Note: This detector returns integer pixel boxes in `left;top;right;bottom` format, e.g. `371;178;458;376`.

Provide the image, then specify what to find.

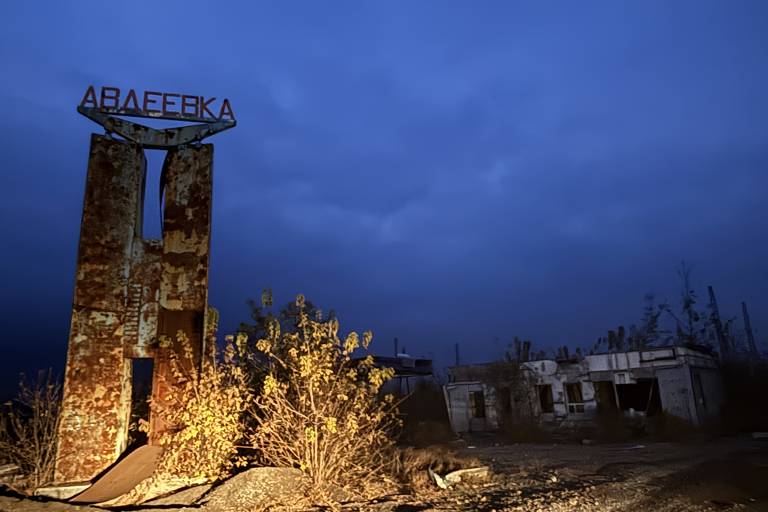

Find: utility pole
454;343;460;366
742;302;759;358
708;286;730;358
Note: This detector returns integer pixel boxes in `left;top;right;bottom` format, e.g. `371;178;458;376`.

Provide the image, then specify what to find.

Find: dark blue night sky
1;1;767;395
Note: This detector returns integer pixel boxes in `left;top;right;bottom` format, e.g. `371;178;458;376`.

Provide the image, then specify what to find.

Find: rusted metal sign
78;85;236;149
80;85;235;123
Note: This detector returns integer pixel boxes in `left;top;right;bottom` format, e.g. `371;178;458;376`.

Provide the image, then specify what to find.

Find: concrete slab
34;483;91;500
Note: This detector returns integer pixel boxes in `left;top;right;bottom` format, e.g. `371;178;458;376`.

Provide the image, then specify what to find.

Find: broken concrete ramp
69;445;162;504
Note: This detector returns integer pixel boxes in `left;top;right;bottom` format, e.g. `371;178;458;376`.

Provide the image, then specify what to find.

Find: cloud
1;0;767;382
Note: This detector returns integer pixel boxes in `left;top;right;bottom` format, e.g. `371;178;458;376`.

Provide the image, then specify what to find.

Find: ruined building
54;92;235;486
444;345;724;433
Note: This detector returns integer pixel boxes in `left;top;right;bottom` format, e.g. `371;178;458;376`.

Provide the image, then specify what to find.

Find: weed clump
0;370;61;490
249;294;399;501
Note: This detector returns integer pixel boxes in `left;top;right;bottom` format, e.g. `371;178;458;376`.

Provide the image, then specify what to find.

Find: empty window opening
129;358;154;449
141;149;166;240
538;384;554;413
566;382;585;413
615;378;661;416
594;381;619;412
566;382;583;403
692;372;707;410
497;386;512;416
469;390;486;418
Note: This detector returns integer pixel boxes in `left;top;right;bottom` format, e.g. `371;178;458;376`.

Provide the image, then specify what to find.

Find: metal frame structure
78;106;236;149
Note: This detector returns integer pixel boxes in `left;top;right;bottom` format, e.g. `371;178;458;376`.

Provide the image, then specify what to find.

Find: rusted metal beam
92;106;220;125
78;107;235;149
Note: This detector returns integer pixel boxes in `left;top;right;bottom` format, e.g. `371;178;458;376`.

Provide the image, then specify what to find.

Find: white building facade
444;346;724;433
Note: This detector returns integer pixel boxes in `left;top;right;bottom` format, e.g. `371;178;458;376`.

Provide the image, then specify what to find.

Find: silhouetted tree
662;262;711;348
505;336;533;362
632;293;670;348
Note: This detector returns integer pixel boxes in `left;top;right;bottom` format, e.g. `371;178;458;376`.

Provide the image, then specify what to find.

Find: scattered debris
33;483;90;500
444;466;490;485
1;438;767;511
428;466;448;489
398;446;481;491
0;465;24;491
429;466;490;488
0;465;20;478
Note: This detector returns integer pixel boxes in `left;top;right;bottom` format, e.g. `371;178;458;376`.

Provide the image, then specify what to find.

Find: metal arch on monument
78;106;236;149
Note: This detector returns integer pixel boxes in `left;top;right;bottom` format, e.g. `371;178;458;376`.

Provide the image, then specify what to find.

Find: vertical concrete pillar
160;145;213;313
55;135;145;483
150;144;213;442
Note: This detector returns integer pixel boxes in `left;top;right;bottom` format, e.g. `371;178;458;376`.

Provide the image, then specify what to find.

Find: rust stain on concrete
55;135;215;484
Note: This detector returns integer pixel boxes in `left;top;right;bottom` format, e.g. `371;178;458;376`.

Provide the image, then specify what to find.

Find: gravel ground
367;436;768;511
2;436;766;511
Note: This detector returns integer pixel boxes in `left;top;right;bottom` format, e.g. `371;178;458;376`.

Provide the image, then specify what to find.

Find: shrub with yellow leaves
249;294;399;500
109;331;252;506
151;331;252;482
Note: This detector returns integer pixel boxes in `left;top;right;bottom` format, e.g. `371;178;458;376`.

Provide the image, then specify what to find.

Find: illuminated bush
249;294;399;499
150;331;252;482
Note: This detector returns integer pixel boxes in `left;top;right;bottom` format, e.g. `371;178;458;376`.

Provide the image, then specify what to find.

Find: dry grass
0;369;61;490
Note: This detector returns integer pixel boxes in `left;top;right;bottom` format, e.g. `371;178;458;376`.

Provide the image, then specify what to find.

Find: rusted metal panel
78;107;235;149
70;445;163;503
